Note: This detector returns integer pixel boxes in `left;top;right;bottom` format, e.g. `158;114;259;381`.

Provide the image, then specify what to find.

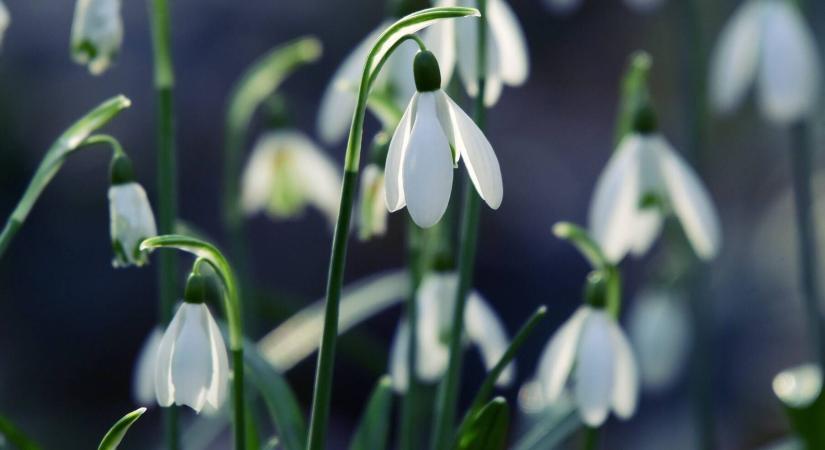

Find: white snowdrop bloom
773;364;822;408
71;0;123;75
0;1;9;48
241;130;341;227
132;327;162;406
389;271;513;392
358;163;389;241
156;302;230;414
543;0;667;15
429;0;528;107
537;306;639;427
588;128;721;263
627;291;691;392
709;0;821;124
385;50;503;228
109;156;157;268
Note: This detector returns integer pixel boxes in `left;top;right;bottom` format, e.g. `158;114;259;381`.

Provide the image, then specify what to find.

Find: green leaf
456;306;547;439
613;51;652;146
457;397;510;450
0;414;42;450
258;269;410;370
245;344;307;450
349;376;394;450
97;407;146;450
511;401;580;450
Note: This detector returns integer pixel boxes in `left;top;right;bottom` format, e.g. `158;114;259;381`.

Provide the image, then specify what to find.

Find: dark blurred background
1;0;824;448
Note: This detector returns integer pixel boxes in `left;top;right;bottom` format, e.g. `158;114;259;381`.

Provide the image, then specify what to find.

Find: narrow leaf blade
0;414;42;450
97;407;146;450
457;397;510;450
349;376;394;450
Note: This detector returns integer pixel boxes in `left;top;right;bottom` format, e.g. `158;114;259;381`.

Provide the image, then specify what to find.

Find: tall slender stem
790;122;825;368
582;427;599;450
431;2;486;449
148;0;179;448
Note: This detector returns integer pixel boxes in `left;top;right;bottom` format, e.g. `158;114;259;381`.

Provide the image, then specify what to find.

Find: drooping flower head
241;130;341;227
588;105;721;263
71;0;123;75
535;273;639;427
389;271;513;391
710;0;821;124
155;268;229;414
385;50;503;228
108;154;157;268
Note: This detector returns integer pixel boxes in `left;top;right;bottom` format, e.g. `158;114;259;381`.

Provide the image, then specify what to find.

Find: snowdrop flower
156;272;229;414
389;271;513;392
358;163;388;241
386;50;503;228
241;130;341;227
627;291;691;392
132;327;162;406
544;0;666;15
0;1;9;48
536;305;638;427
430;0;529;106
709;0;821;124
588;110;721;263
109;155;157;268
71;0;123;75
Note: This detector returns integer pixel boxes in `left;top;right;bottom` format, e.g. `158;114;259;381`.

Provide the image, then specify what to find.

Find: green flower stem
140;235;246;450
400;222;422;450
148;0;179;446
432;2;487;449
0;96;131;260
582;427;599;450
790;122;825;368
303;8;479;450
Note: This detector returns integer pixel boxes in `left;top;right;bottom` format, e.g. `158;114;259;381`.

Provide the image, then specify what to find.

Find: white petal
402;92;454;228
317;24;387;144
537;307;590;402
709;0;762;115
171;303;214;413
465;292;514;386
436;92;503;209
0;1;9;48
608;320;639;419
415;273;454;381
71;0;123;75
240;140;277;215
658;140;722;260
133;328;162;407
109;182;157;267
487;0;529;85
424;4;456;86
203;306;230;413
588;135;643;263
757;0;821;124
387;39;419;109
574;310;616;427
358;164;388;240
542;0;584;14
623;0;667;14
389;321;411;392
385;95;418;212
155;304;187;407
629;210;664;257
455;10;505;106
288;132;343;226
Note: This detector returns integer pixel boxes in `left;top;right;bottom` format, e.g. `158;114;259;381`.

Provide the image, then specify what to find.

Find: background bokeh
1;0;823;448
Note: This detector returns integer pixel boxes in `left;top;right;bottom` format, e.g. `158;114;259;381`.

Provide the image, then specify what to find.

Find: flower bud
414;50;441;92
71;0;123;75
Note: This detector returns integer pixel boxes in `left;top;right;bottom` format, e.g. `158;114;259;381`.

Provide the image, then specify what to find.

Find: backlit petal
488;0;529;85
389;321;411;392
574;310;615;427
171;304;213;413
155;304;187;407
609;320;639;419
203;307;230;413
537;307;590;402
465;292;514;386
709;0;761;115
133;328;162;406
385;95;418;212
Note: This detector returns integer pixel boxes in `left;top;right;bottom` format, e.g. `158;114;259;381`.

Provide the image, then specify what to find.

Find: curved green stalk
432;3;487;447
140;234;246;450
0;96;131;259
304;8;479;450
97;407;146;450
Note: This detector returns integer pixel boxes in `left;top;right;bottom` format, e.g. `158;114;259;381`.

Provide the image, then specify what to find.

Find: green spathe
414;51;442;92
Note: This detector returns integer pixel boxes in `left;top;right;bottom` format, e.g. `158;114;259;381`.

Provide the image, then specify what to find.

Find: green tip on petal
414;51;441;92
584;271;608;309
184;270;208;304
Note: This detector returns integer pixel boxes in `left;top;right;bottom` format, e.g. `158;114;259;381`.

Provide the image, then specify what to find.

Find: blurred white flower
358;163;389;241
71;0;123;75
709;0;821;124
588;132;721;263
109;181;157;268
0;1;9;48
241;130;341;227
156;302;229;414
132;327;162;406
627;291;691;392
536;306;638;427
389;271;513;392
386;51;502;228
773;363;822;408
544;0;667;15
430;0;529;106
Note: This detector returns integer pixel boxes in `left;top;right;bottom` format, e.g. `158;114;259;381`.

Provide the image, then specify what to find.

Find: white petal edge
537;306;590;402
608;320;639;419
385;95;418;212
415;274;452;381
389;321;410;393
203;306;230;413
133;327;162;406
170;303;213;413
402;92;454;228
286;131;343;226
436;91;503;209
487;0;529;85
155;304;187;407
574;310;616;427
465;292;514;386
708;0;762;115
